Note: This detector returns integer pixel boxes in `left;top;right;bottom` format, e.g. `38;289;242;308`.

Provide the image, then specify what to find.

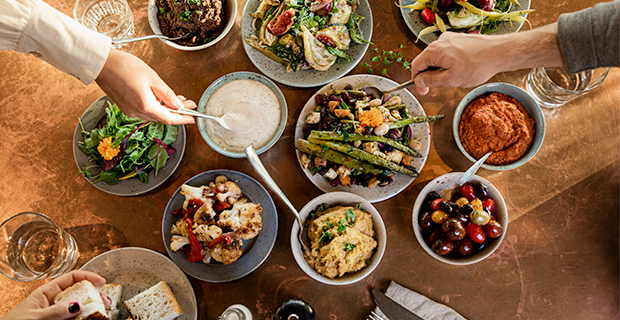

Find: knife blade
372;288;425;320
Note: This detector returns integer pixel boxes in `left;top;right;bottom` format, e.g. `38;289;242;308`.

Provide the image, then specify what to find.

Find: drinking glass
526;66;610;108
0;212;79;282
73;0;135;48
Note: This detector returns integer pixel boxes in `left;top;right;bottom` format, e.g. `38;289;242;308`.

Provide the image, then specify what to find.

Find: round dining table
0;0;618;319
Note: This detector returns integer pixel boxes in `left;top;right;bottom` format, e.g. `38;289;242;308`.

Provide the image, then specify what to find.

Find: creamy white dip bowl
197;72;287;158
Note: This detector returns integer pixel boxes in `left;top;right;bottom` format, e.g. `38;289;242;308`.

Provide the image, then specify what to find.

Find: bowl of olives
412;172;507;265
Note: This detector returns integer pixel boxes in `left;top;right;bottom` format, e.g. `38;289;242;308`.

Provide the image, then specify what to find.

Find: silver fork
368;311;388;320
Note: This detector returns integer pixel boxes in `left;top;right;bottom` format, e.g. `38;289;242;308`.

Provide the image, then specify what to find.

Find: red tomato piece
483;198;495;212
421;8;435;25
466;223;486;244
460;184;477;200
430;198;444;210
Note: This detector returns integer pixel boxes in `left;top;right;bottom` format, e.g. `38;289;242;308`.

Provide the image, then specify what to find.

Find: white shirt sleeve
0;0;111;84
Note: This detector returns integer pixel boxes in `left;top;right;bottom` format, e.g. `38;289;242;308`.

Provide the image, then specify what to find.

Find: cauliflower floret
368;177;381;189
233;201;263;240
386;150;404;164
300;154;312;169
170;235;189;252
363;142;378;154
194;224;222;243
324;168;338;180
209;238;243;265
180;185;210;209
172;219;189;238
218;209;242;232
194;200;217;225
216;181;242;204
305;112;321;124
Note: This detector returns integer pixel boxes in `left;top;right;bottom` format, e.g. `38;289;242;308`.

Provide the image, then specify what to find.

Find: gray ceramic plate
241;0;373;88
80;247;197;320
162;170;278;282
398;0;531;45
72;95;186;196
197;72;287;158
294;74;431;203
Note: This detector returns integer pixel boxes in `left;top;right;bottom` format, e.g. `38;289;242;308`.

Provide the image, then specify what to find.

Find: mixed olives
419;183;504;257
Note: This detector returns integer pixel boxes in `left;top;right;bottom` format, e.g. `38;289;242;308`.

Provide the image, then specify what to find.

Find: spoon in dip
458;151;493;185
170;108;249;133
244;145;313;254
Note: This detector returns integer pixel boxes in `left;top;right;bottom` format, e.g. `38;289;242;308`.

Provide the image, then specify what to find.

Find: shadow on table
65;224;129;266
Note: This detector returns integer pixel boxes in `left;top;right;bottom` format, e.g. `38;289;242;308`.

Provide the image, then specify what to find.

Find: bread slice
123;281;182;320
54;280;108;320
100;284;123;320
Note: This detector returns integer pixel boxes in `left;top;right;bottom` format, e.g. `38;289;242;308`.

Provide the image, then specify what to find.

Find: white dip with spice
205;79;281;153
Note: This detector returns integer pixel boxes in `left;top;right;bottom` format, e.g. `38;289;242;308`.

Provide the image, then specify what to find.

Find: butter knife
372;288;425;320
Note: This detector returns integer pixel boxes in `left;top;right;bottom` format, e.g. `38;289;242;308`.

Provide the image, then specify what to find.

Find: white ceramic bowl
196;72;287;158
148;0;237;51
291;192;386;285
453;82;545;171
412;173;508;265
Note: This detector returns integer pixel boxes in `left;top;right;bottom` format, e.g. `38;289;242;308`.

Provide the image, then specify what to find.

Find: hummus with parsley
458;92;536;166
304;205;377;279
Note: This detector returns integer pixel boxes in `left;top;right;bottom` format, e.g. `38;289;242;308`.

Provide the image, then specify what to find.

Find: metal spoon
169;108;237;131
111;33;190;44
244;145;312;254
458;151;493;185
361;78;416;99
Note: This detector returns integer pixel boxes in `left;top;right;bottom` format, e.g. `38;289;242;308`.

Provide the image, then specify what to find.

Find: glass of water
73;0;135;48
0;212;79;282
526;66;610;108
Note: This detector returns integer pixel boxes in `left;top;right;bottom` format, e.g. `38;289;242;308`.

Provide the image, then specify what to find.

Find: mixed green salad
398;0;534;40
77;102;179;185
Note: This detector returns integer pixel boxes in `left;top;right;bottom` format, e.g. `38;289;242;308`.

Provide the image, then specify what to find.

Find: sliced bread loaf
54;280;108;320
123;281;182;320
100;284;123;320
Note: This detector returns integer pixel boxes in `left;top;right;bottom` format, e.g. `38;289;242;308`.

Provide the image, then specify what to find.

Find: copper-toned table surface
0;0;618;319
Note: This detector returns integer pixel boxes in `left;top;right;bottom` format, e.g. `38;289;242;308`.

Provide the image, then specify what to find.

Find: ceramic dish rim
196;71;287;158
411;172;508;265
290;191;386;285
452;82;546;171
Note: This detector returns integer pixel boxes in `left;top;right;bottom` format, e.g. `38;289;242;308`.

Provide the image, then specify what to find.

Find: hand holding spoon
170;108;249;133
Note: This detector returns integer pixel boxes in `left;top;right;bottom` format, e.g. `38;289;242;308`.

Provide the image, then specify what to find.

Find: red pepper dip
458;92;536;166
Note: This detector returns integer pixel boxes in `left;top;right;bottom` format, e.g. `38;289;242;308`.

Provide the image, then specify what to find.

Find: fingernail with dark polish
69;302;81;314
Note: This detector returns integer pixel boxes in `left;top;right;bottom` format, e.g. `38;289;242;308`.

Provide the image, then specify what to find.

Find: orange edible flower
97;137;120;161
359;108;384;127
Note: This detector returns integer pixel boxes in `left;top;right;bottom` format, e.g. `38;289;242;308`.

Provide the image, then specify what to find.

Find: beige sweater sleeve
0;0;111;84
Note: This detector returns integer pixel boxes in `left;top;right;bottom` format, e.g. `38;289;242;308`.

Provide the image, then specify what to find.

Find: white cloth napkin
374;281;467;320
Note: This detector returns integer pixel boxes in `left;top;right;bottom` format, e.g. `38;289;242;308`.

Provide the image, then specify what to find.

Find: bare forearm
495;23;565;73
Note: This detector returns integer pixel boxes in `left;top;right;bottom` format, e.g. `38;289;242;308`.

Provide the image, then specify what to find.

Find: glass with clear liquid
73;0;135;48
0;212;79;281
526;66;609;108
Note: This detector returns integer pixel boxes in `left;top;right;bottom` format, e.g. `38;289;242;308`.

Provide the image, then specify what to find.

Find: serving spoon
458;151;493;185
244;145;312;254
111;33;190;45
170;108;250;133
361;78;416;99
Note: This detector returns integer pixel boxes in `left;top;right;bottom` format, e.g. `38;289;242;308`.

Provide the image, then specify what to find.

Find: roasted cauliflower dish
169;175;263;265
303;204;377;279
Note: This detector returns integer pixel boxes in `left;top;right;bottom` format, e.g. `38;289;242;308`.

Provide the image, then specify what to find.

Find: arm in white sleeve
0;0;111;84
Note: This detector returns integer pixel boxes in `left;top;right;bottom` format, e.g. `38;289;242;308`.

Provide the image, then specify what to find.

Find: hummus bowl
291;192;386;285
453;83;545;171
412;172;508;265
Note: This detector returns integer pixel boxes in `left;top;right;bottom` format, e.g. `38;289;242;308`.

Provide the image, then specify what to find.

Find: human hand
410;32;505;95
1;270;110;320
96;48;197;125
